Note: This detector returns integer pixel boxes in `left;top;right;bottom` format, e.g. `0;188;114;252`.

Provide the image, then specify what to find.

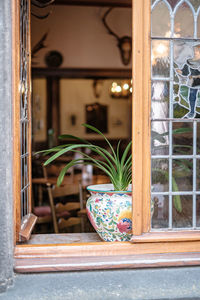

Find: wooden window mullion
132;0;151;236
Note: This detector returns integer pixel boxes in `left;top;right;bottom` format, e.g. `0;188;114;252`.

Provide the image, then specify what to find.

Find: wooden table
32;174;110;206
32;174;110;188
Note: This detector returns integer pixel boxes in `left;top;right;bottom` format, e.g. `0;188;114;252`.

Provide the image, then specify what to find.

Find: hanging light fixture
110;80;132;98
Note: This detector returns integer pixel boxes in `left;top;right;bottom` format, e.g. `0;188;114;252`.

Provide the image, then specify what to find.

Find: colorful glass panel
151;0;200;230
167;0;179;9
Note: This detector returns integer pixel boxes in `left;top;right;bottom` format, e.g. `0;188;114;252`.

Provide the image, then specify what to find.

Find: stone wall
0;0;14;293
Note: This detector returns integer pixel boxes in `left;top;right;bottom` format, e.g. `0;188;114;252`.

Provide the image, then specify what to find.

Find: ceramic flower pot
86;184;132;242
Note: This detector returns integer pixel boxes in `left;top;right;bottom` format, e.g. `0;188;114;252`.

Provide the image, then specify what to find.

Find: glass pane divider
152;191;200;195
152;155;200;159
151;37;200;41
151;118;200;122
193;121;197;228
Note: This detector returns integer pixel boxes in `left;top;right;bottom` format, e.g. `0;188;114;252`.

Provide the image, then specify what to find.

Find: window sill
131;230;200;243
14;233;200;273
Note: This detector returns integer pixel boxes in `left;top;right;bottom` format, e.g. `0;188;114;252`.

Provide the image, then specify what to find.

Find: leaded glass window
151;0;200;230
20;0;31;220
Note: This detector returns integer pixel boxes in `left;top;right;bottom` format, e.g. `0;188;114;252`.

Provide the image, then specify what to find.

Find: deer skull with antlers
102;8;132;66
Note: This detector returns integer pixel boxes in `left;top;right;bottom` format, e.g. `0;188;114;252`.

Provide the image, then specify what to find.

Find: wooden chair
43;164;87;232
33;182;83;233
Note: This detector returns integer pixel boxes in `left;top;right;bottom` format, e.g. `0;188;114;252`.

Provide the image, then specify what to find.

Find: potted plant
41;124;132;242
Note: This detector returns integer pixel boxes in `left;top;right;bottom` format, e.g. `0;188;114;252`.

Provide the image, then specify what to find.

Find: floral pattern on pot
86;184;132;242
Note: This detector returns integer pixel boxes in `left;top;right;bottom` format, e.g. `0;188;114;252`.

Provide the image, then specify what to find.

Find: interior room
31;0;132;236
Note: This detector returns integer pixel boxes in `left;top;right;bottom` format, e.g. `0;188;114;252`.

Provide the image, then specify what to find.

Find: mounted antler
102;8;132;66
31;0;55;8
32;32;48;61
31;11;51;19
31;0;55;19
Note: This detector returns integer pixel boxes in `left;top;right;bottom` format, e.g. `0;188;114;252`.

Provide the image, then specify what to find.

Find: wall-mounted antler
31;11;51;19
31;0;55;19
32;32;48;62
102;8;132;66
31;0;55;8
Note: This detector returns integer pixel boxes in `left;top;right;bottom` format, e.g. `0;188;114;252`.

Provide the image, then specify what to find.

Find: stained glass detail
152;1;171;37
189;0;200;11
167;0;179;9
151;0;200;231
20;0;31;220
173;41;200;119
174;2;194;38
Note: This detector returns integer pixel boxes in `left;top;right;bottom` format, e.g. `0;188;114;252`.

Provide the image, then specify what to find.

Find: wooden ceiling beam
54;0;131;8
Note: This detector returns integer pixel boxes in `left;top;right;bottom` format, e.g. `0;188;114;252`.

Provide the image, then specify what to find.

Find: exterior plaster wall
0;0;14;293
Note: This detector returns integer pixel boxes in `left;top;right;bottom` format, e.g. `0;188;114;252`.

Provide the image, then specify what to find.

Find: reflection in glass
152;40;170;78
151;195;168;228
172;122;193;155
151;81;169;119
151;122;169;155
172;159;193;191
173;195;192;228
174;2;194;38
151;159;169;192
152;1;171;37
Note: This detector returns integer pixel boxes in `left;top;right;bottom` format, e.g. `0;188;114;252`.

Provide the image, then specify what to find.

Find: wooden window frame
13;0;200;273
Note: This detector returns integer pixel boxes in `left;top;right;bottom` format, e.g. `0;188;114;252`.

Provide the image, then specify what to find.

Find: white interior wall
60;79;131;139
32;78;47;142
31;5;132;68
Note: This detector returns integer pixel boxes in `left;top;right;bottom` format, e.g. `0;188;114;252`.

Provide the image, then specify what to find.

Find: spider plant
41;124;132;191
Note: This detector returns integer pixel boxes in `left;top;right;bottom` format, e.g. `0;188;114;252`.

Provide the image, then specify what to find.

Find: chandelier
110;80;132;99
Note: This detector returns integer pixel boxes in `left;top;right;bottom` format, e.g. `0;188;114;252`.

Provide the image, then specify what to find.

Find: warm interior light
123;83;129;90
110;80;132;99
116;85;122;93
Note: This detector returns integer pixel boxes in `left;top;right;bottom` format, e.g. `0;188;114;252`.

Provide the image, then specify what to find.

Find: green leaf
172;177;182;213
